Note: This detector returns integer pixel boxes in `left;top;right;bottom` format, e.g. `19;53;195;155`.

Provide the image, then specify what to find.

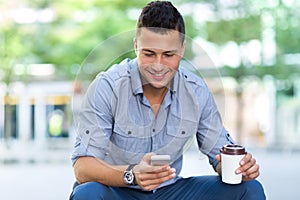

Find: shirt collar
130;59;143;95
170;70;179;95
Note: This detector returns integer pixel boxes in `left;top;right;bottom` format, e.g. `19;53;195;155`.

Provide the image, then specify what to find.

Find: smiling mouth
150;72;167;81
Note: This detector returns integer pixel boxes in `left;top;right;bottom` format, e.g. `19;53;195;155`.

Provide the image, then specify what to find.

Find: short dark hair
136;1;185;44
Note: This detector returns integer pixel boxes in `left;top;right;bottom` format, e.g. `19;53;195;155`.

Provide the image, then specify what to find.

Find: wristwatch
123;164;137;185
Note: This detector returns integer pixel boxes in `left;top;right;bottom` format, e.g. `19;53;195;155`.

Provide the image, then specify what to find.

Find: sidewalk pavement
0;147;299;200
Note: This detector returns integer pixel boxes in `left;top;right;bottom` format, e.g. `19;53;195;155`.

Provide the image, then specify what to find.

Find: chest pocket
167;118;197;137
111;122;152;153
109;123;152;165
156;115;198;163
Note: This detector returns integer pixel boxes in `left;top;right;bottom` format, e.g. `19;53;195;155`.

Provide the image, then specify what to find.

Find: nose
155;55;162;64
152;55;164;72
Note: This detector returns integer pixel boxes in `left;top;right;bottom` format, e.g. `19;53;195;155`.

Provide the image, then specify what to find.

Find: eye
164;53;175;57
144;53;154;57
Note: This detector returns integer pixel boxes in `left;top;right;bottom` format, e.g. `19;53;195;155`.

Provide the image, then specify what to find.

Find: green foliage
220;64;300;81
0;24;29;84
1;0;300;85
274;5;300;54
0;0;142;82
206;15;261;45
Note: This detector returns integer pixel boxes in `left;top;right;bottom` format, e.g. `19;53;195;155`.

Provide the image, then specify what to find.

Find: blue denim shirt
71;58;235;189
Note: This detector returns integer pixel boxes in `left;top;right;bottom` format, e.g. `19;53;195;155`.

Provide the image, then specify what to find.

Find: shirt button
181;131;186;135
128;131;132;135
85;130;89;134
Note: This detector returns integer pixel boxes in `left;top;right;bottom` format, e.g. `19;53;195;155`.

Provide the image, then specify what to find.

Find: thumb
216;154;221;162
143;152;156;163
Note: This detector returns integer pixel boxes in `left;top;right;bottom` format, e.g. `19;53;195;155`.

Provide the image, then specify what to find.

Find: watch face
124;171;134;184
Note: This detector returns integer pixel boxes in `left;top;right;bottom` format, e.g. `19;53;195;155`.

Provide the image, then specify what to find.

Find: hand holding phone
150;155;171;166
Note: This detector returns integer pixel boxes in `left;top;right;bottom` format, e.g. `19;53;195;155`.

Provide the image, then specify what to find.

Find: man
70;1;266;199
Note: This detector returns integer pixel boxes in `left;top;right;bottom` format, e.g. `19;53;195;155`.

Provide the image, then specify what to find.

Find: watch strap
126;164;137;172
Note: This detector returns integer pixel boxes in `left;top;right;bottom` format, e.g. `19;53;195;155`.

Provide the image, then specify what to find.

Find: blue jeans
69;176;266;200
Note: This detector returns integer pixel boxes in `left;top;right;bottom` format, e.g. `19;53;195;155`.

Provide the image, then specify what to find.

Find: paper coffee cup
220;144;246;184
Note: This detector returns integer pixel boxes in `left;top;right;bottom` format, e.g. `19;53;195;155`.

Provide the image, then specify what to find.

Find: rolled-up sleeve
206;127;235;171
71;74;113;165
71;127;110;165
196;85;236;171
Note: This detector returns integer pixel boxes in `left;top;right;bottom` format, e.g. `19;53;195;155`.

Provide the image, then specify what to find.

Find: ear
180;40;186;58
133;37;138;55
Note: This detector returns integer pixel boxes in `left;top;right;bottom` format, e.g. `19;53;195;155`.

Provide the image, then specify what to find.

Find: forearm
73;156;128;186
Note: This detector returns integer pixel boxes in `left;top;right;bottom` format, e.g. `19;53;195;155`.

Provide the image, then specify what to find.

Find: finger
151;165;172;173
138;169;176;190
139;164;170;174
238;157;256;174
138;175;174;190
141;183;160;191
138;168;176;181
136;168;176;186
239;153;252;166
143;152;156;164
242;164;260;181
215;154;221;162
242;170;260;181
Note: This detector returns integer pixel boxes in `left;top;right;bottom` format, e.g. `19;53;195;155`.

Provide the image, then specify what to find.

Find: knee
70;182;108;200
242;180;266;200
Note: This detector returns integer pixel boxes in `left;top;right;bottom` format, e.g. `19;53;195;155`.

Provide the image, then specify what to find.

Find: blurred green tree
1;0;300;82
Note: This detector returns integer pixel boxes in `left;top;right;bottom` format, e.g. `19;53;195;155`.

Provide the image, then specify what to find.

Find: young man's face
134;28;185;89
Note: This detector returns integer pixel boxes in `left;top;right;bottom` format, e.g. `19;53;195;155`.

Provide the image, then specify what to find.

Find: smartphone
150;155;171;166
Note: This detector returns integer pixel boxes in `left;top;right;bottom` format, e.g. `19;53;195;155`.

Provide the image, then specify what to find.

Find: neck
143;85;169;105
143;85;169;117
